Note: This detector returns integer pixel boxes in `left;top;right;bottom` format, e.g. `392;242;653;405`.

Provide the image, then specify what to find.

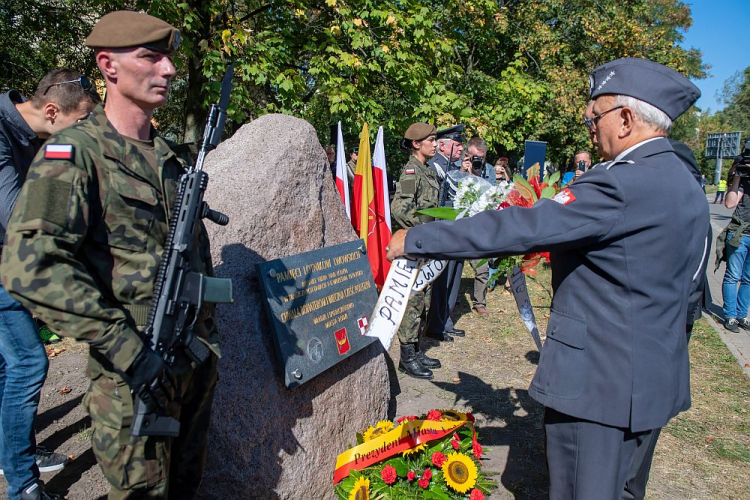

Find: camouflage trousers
397;286;431;344
84;352;218;499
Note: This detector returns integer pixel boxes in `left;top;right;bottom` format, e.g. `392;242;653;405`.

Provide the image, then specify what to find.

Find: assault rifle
131;65;235;437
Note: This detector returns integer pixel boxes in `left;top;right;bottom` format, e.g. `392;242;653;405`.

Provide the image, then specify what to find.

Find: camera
734;140;750;178
577;160;586;172
470;155;484;172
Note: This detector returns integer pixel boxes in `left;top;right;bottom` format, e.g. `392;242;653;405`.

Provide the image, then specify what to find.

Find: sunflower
363;420;394;442
402;443;426;457
349;477;370;500
442;452;478;493
438;409;468;421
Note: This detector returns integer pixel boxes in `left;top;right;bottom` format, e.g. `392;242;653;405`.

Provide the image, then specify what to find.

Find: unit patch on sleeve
44;144;74;160
552;188;576;205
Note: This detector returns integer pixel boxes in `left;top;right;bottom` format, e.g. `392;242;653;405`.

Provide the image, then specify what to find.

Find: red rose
426;409;442;421
423;468;432;480
418;478;430;489
470;489;485;500
381;464;397;485
396;416;406;424
451;434;460;450
466;412;476;422
498;201;510;209
407;471;416;481
473;441;483;459
431;452;447;467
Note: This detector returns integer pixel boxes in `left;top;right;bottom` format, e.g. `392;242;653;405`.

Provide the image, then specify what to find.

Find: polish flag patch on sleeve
44;144;74;160
552;188;576;205
405;168;415;174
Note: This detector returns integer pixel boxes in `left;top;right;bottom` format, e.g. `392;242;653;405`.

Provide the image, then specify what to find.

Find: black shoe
21;481;63;500
447;328;465;337
398;343;433;379
0;447;68;476
725;318;740;333
738;318;750;330
415;345;441;368
426;331;454;342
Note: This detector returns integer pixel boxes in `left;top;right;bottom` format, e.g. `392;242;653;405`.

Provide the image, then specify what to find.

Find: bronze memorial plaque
257;240;379;388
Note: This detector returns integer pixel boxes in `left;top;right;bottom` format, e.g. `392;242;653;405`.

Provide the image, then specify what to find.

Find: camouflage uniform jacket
391;154;439;230
0;105;218;379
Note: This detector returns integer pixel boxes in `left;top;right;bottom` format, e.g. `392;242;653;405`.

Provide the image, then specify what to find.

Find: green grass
664;320;750;464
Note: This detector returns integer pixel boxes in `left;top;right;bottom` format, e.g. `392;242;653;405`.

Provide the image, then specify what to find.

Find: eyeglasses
43;76;92;96
583;105;624;130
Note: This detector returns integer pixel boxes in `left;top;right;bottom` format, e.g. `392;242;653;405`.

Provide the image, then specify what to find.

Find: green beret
404;123;437;141
85;11;181;54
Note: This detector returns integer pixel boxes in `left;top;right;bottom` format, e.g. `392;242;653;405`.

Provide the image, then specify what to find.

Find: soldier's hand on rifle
124;347;179;413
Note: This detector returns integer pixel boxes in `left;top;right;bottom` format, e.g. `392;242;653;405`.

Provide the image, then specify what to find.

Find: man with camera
467;136;495;186
719;142;750;333
562;150;592;186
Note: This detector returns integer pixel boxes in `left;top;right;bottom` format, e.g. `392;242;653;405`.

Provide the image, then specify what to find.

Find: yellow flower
349;477;369;500
442;452;478;493
401;443;426;457
363;420;393;442
439;409;468;421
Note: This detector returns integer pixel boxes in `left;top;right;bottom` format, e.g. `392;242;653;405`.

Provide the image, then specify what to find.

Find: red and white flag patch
552;188;576;205
44;144;74;160
357;316;368;336
405;168;415;174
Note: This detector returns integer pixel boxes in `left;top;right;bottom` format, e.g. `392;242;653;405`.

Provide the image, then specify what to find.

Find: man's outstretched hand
386;229;409;261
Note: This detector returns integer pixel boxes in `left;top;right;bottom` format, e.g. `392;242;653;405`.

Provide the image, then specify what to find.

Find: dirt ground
2;266;748;499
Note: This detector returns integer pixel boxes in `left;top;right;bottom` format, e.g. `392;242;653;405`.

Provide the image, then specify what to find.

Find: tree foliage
1;0;707;172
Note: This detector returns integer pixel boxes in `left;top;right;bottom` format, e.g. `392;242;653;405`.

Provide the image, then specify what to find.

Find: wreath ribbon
333;417;472;484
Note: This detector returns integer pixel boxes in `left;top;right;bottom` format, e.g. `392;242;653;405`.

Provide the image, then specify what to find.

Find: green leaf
425;483;453;500
512;175;537;202
541;186;557;199
385;457;409;476
546;170;561;186
414;207;461;220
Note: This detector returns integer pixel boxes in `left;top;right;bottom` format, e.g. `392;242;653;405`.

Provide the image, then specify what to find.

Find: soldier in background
390;123;441;379
1;11;219;499
0;69;99;500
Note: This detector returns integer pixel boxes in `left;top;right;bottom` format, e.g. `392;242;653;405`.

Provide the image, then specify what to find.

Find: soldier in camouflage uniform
390;123;442;379
0;11;218;499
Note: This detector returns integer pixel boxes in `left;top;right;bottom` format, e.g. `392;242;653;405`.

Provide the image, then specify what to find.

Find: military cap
401;122;436;150
85;11;181;54
436;124;465;142
589;57;700;120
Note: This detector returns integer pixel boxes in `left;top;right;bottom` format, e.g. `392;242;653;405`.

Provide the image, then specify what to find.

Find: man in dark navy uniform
387;58;708;499
423;125;468;342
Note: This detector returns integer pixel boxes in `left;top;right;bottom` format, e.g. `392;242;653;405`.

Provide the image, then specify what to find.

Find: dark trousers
425;260;463;334
544;408;660;500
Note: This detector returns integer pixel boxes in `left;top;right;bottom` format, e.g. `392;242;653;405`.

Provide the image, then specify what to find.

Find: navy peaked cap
436;124;465;142
589;58;700;120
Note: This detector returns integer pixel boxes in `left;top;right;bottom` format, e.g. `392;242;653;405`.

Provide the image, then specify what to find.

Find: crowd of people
0;7;729;500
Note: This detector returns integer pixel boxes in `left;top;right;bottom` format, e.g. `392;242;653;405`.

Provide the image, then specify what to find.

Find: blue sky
681;0;750;113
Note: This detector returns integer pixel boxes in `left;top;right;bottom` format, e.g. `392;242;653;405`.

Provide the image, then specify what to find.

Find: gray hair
614;95;672;135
